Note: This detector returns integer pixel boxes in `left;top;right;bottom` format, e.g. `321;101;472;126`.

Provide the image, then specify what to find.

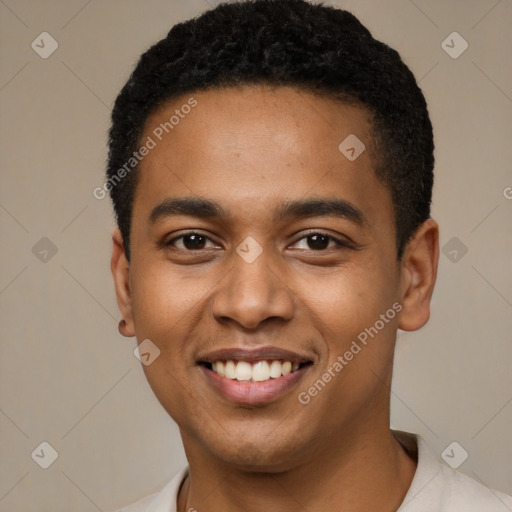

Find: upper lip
197;346;313;364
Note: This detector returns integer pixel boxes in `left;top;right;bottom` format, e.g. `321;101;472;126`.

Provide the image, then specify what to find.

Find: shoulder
111;467;188;512
437;462;512;510
395;431;512;512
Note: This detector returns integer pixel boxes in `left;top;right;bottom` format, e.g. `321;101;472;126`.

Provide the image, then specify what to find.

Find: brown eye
291;232;350;251
182;234;207;249
167;233;216;250
305;234;330;250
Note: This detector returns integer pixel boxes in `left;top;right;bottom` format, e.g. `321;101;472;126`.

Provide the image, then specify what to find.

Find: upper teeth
211;360;301;382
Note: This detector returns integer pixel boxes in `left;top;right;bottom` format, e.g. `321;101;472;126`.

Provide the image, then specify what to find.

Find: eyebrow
275;198;366;226
149;196;366;226
150;197;224;223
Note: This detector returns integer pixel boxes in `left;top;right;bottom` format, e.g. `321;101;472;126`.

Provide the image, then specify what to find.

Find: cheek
141;361;205;429
129;264;211;402
295;256;400;388
295;264;399;423
131;261;210;337
302;258;398;331
131;265;207;422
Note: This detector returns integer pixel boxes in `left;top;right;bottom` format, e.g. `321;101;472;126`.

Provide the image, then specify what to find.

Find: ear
111;229;135;337
398;218;439;332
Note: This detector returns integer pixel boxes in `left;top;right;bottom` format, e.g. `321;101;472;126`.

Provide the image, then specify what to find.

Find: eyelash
164;231;354;252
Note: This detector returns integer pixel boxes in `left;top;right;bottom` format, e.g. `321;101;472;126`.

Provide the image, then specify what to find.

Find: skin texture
111;85;439;511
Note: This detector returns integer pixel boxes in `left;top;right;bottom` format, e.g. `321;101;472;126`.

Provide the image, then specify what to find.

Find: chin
201;426;311;472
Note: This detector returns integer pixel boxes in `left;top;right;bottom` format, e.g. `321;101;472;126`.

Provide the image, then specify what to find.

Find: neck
178;424;416;512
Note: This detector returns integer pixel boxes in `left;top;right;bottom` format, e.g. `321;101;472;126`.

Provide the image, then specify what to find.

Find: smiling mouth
199;359;313;383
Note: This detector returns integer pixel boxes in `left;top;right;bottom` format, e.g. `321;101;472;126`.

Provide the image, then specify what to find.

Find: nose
211;249;295;330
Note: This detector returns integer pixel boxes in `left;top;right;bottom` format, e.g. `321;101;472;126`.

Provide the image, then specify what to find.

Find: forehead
132;85;391;227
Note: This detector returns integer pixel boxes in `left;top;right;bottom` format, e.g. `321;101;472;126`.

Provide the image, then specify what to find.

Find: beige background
0;0;511;510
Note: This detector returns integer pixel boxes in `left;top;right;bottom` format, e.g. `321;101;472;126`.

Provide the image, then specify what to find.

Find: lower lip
199;365;309;405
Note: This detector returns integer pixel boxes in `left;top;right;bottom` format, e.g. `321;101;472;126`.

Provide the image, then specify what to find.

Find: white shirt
113;431;512;511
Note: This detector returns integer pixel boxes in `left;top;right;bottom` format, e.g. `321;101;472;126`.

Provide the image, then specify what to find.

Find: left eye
167;233;217;250
291;233;346;251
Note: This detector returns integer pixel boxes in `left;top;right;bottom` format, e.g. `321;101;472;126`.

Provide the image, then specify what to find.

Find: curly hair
107;0;434;260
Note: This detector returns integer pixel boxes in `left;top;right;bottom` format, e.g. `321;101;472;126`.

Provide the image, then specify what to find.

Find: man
108;1;512;510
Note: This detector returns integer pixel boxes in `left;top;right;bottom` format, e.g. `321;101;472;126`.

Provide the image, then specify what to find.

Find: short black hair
107;0;434;260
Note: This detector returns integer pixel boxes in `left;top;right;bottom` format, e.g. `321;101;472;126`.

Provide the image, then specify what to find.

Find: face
112;85;438;471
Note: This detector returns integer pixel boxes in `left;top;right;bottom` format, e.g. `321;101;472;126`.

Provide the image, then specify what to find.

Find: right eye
165;232;219;251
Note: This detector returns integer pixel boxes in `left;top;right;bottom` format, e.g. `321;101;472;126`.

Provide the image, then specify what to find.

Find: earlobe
111;229;135;337
398;219;439;332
